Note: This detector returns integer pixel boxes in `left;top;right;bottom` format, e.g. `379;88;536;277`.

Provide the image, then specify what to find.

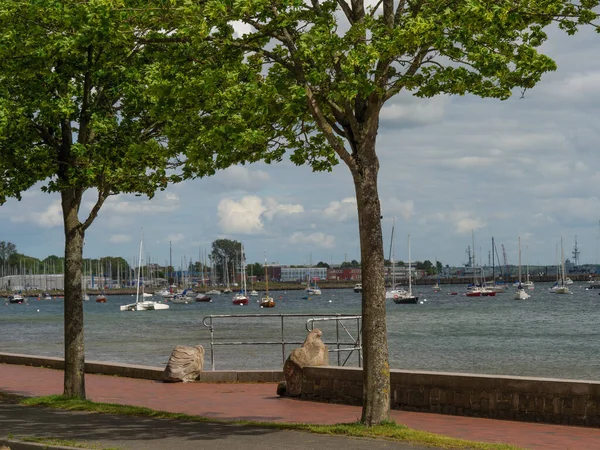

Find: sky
1;21;600;270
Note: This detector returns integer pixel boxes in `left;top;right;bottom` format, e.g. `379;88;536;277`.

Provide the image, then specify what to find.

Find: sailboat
260;251;275;308
391;234;419;304
120;231;170;311
554;237;571;295
485;237;506;293
523;246;534;290
466;231;495;297
82;259;89;301
222;256;232;293
514;237;530;300
385;217;406;300
432;260;441;292
305;254;322;295
232;244;249;305
250;264;259;297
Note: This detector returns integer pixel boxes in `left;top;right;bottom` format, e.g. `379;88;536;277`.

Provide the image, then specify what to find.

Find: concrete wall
301;366;600;427
0;352;284;383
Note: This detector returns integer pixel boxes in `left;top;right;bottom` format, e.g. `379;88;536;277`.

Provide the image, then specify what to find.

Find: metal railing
202;313;362;371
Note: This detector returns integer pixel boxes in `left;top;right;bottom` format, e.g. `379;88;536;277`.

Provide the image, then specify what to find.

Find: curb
0;439;82;450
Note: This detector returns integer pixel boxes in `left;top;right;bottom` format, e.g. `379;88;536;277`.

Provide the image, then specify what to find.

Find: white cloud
562;72;600;98
323;197;357;221
218;195;305;234
380;94;448;125
109;234;132;244
214;166;270;192
12;200;62;228
102;193;180;214
455;218;486;234
263;198;304;220
388;199;415;221
290;232;336;249
218;196;266;234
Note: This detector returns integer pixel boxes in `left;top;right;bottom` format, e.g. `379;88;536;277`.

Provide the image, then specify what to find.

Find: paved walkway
2;363;600;449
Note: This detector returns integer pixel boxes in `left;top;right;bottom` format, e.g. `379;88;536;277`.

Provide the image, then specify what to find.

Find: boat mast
491;237;495;284
408;234;412;295
390;217;396;288
560;236;565;286
264;250;269;297
471;230;476;286
136;230;143;303
518;236;522;284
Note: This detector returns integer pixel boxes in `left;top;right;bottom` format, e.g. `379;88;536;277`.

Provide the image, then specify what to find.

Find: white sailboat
305;253;322;295
385;217;406;300
250;264;259;297
120;231;169;312
554;237;571;295
232;244;249;305
222;256;232;293
514;237;530;300
392;234;419;304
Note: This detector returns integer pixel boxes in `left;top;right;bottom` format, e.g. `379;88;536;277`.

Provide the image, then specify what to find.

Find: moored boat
195;294;212;302
353;283;362;293
260;252;275;308
8;294;26;304
120;232;170;312
232;243;249;306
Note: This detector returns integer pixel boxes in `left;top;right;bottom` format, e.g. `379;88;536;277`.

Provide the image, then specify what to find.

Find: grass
15;395;524;450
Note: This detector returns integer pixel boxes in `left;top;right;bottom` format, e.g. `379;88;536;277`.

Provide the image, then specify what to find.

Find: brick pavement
1;363;600;449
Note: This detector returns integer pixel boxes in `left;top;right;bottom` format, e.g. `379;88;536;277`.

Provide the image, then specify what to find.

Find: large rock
163;345;205;383
282;329;329;396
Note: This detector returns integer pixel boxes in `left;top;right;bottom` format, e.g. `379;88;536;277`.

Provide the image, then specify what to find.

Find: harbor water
1;282;599;381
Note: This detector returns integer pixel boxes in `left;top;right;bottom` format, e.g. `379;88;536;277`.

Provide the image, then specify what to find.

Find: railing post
210;316;215;371
357;316;362;367
281;314;285;365
336;315;340;366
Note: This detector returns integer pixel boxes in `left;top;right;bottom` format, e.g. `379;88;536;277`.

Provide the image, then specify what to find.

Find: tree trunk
61;188;86;398
352;133;390;425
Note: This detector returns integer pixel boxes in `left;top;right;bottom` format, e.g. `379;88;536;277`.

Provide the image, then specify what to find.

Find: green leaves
0;0;182;209
173;0;599;173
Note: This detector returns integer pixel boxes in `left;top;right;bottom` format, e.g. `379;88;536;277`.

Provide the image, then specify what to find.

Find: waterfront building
279;267;327;282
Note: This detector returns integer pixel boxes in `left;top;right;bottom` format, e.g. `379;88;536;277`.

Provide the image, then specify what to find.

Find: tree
415;260;435;275
0;242;17;267
340;260;361;268
316;261;330;268
248;262;265;278
210;239;244;283
0;1;183;398
169;0;599;425
436;261;443;275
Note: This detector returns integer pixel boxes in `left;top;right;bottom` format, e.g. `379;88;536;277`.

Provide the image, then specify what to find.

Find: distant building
327;267;361;281
279;267;327;282
0;274;64;291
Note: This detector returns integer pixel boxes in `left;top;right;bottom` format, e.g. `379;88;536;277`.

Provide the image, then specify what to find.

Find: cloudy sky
1;22;600;270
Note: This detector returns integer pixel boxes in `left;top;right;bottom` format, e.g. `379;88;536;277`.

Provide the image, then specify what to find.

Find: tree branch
384;47;431;101
337;0;354;23
81;189;108;231
305;85;356;171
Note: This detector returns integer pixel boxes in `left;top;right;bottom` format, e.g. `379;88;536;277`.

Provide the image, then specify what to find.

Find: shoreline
1;274;593;297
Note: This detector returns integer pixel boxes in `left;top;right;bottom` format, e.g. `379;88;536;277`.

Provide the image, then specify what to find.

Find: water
1;283;599;381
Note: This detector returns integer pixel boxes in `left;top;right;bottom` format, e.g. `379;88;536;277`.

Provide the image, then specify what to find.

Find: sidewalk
2;363;600;449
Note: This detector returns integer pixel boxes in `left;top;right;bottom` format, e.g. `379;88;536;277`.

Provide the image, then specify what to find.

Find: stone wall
0;352;284;383
301;366;600;427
